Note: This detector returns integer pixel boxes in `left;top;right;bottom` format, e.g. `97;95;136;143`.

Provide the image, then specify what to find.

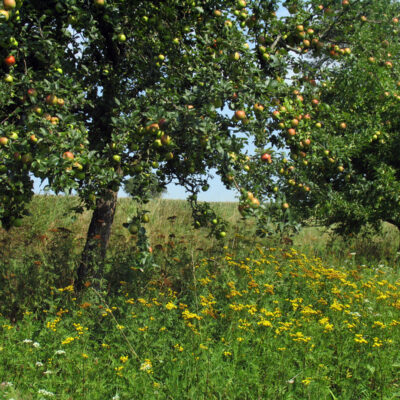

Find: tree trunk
75;190;118;291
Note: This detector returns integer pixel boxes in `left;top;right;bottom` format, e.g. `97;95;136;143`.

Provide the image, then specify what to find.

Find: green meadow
1;196;400;399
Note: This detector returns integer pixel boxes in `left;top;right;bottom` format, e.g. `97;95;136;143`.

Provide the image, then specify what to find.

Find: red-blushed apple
146;123;159;133
4;55;15;66
282;202;289;209
0;137;8;146
288;128;296;136
254;103;264;112
94;0;105;6
291;118;299;127
340;122;347;129
27;88;37;97
30;134;38;143
3;0;16;10
261;153;272;163
235;110;246;120
63;151;74;160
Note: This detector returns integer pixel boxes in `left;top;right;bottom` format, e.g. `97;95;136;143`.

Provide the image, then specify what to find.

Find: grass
1;195;400;399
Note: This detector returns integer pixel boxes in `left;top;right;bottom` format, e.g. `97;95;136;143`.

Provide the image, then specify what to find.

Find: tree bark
75;190;118;291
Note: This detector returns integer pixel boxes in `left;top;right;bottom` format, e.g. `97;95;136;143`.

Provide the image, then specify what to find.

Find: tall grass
1;196;400;399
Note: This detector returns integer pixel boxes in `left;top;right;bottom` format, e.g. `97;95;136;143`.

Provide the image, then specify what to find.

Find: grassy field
1;196;400;399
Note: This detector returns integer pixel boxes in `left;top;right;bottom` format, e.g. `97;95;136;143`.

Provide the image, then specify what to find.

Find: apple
45;94;58;105
0;10;9;21
261;153;272;163
146;123;159;132
224;20;233;28
272;110;280;118
30;134;38;143
0;137;8;146
288;128;296;136
9;131;18;139
231;51;240;60
158;54;165;61
32;106;42;115
311;98;319;106
340;122;347;129
12;218;23;228
153;139;162;148
291;118;299;127
254;103;264;112
218;231;226;238
117;33;126;42
112;154;121;163
304;138;311;146
51;117;59;125
213;10;222;17
236;0;246;9
360;15;367;22
165;152;174;161
128;224;138;235
282;203;289;209
4;55;15;67
235;110;246;120
161;134;171;145
296;25;304;32
385;61;393;69
315;122;322;128
21;153;33;165
27;88;37;97
63;151;74;160
3;0;16;10
338;166;344;172
342;0;349;5
4;74;13;83
94;0;105;6
57;98;65;106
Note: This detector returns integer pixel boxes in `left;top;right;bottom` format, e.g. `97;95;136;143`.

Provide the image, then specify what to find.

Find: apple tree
1;0;397;291
251;0;400;236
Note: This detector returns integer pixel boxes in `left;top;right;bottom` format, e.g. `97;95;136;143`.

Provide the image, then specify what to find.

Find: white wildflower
55;350;66;355
36;361;44;367
38;389;55;396
33;342;40;348
22;339;32;344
